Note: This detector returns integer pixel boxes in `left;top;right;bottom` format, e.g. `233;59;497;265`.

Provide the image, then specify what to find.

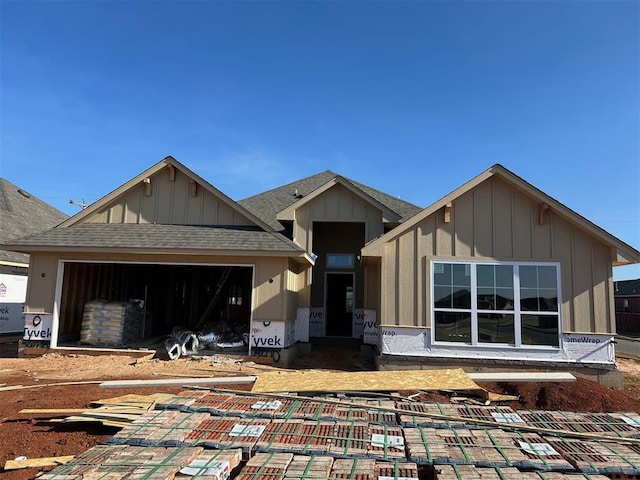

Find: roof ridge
240;170;336;202
343;174;422;211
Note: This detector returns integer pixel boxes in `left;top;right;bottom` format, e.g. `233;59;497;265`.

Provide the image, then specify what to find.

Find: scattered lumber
0;380;102;392
19;393;171;428
99;375;257;388
4;455;75;470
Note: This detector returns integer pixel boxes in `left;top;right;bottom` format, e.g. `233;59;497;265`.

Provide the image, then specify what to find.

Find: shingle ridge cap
343;174;422;210
239;170;337;202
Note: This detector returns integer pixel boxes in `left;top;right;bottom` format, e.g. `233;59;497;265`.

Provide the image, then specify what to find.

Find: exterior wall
252;257;292;323
293;184;384;252
309;222;365;308
83;167;253;226
23;253;59;315
380;177;615;335
291;184;384;311
23;252;304;344
0;264;29;334
363;258;381;312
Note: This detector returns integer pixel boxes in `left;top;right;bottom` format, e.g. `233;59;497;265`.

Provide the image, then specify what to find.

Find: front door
325;273;354;336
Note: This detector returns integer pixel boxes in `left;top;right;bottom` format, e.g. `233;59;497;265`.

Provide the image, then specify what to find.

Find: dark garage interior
56;262;253;351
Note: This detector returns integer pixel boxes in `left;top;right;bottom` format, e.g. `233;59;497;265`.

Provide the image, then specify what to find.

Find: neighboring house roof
239;170;423;231
615;278;640;296
362;164;640;266
4;223;307;257
0;178;68;266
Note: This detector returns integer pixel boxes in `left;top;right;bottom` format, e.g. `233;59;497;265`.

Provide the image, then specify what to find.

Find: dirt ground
1;348;640;480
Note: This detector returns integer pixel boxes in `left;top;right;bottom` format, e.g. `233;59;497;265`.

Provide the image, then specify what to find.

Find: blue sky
1;1;638;279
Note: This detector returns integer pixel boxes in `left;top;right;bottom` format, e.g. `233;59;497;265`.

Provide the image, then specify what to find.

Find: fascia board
490;165;640;265
276;176;401;222
361;169;494;256
4;244;314;261
276;179;339;220
362;164;640;265
58;156;278;234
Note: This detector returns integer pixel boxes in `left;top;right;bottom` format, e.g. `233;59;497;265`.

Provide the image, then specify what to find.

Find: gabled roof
0;178;68;266
239;170;422;231
59;156;273;232
5;157;314;264
275;175;402;223
362;164;640;266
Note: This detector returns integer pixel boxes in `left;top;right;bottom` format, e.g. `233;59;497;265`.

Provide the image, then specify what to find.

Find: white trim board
467;372;576;382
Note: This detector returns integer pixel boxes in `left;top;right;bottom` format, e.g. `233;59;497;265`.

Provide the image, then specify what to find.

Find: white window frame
430;260;562;349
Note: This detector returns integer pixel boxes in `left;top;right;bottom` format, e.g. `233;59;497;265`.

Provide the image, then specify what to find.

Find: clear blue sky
1;1;638;279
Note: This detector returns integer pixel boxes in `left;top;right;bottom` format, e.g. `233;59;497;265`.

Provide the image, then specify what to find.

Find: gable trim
275;175;402;223
58;156;276;233
361;164;640;266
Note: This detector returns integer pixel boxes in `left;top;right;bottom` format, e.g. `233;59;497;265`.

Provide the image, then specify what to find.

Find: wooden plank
19;408;86;414
252;368;483;394
4;455;75;470
0;380;102;392
468;372;576;382
99;375;257;388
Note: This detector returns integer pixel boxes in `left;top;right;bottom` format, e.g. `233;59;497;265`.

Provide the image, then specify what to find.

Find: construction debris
4;455;75;471
25;388;640;479
252;368;484;394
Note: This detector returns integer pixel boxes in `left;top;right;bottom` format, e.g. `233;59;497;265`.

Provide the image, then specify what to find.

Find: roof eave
2;243;313;261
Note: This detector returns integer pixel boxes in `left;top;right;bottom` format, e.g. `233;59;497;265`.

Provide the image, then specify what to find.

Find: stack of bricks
433;465;611;479
34;445;243;480
235;452;295;480
284;455;334;479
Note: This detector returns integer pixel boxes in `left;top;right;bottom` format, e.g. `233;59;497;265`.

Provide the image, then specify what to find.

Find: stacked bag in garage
79;299;143;346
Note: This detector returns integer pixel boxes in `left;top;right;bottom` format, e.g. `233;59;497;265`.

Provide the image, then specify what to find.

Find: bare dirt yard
1;347;639;480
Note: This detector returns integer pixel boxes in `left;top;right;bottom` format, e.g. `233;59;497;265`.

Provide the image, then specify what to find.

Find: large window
432;261;560;347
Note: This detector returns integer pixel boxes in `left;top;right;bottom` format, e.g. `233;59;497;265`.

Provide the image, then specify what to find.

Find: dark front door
326;273;354;336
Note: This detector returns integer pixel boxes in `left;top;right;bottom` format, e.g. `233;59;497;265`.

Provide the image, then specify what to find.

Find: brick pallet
518;410;640;438
34;445;242;480
404;426;574;471
433;465;611;479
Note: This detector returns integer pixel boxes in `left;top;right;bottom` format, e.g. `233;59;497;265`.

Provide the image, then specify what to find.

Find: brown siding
380;177;615;334
24;254;59;314
83;168;253;226
294;184;384;249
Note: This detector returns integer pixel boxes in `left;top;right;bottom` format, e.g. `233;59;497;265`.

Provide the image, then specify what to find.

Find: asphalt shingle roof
3;223;305;254
238;170;423;231
0;178;68;265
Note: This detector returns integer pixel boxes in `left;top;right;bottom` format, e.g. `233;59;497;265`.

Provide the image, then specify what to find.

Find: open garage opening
54;262;254;355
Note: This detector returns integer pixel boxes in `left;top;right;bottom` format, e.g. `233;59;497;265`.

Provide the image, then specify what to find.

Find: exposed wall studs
538;202;550;225
190;179;198;197
444;202;452;223
168;165;176;181
143;177;152;196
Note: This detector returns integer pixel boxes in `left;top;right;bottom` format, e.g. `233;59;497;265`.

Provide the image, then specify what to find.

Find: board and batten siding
293;184;384;251
381;177;615;334
83;167;253;226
